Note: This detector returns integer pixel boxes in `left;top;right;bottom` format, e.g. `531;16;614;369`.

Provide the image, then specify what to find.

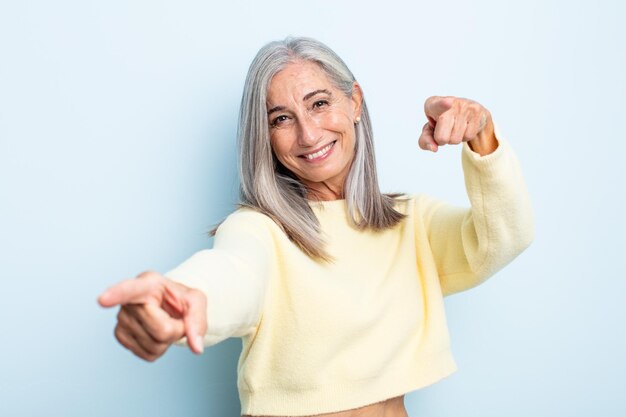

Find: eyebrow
267;89;333;115
303;89;332;101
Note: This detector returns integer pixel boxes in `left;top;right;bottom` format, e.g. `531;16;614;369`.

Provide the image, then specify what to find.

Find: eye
313;99;329;109
271;115;289;127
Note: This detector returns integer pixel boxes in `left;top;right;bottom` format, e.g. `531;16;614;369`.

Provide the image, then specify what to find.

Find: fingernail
429;144;436;152
97;293;109;306
195;336;204;354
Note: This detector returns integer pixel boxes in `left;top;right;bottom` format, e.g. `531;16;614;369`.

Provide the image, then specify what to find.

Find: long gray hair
221;37;405;261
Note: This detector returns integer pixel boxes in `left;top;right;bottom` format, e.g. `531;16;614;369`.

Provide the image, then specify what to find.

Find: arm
164;209;274;346
97;209;272;361
421;126;534;296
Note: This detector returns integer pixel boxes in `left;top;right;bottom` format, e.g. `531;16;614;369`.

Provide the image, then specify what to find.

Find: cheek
318;109;355;137
270;133;294;161
318;111;345;128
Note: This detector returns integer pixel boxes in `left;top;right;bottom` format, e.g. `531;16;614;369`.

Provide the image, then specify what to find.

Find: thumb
418;122;438;152
424;96;455;121
166;283;208;355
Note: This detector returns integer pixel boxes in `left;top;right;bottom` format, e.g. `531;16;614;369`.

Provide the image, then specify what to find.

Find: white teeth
304;142;334;160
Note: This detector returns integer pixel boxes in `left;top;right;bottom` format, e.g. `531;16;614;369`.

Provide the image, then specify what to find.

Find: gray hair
227;36;406;261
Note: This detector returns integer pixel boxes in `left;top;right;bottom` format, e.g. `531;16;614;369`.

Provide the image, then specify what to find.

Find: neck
303;179;345;202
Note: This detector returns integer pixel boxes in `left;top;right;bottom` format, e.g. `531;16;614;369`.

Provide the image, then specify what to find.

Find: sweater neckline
307;198;348;211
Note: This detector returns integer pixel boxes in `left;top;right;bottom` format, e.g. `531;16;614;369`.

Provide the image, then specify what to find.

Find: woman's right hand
98;271;207;361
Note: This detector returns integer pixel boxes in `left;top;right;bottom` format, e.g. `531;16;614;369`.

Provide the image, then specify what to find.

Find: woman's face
267;60;362;200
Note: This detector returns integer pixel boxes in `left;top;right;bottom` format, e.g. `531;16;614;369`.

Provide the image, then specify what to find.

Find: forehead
267;60;335;101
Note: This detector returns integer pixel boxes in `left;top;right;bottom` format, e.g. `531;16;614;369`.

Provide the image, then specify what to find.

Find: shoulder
390;193;451;224
217;206;283;241
388;193;430;214
223;206;273;224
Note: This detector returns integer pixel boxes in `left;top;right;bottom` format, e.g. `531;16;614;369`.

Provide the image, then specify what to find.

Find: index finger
98;278;163;308
424;96;455;120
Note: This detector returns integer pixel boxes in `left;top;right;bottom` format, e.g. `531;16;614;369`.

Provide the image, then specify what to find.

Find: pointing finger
424;96;455;120
98;277;163;308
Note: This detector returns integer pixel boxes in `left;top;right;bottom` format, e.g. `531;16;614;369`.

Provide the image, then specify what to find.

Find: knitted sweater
164;134;534;416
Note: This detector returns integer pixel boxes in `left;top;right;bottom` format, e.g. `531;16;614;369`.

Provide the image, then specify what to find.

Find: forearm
164;211;274;346
164;249;266;346
426;126;534;295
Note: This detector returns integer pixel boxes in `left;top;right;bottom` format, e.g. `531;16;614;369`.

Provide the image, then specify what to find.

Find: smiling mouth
300;140;336;160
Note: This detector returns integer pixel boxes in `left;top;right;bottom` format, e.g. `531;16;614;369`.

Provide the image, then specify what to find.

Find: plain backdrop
1;1;625;416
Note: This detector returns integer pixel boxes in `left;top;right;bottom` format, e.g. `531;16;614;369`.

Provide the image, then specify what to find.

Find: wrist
468;114;498;156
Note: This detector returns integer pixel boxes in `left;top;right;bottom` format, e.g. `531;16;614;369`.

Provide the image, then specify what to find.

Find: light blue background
1;1;625;416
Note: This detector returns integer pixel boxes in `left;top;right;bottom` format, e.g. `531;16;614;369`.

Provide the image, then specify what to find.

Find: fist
419;96;495;154
98;271;207;361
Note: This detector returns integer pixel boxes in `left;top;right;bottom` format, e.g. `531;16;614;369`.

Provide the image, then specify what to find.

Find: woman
98;37;534;417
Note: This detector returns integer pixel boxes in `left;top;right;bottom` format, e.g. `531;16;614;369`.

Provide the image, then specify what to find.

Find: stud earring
355;116;361;124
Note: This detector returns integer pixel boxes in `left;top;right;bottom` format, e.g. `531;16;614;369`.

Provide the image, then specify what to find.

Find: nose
296;115;320;147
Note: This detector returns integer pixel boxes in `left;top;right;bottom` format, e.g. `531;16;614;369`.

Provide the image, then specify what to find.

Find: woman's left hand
419;96;498;156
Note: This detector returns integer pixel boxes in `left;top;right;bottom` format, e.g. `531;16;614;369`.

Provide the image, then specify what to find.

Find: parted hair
215;37;406;261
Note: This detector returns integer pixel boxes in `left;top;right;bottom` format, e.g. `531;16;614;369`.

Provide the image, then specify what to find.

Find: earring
355;116;361;124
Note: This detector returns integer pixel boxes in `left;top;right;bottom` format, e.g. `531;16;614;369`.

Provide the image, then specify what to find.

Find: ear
351;82;363;120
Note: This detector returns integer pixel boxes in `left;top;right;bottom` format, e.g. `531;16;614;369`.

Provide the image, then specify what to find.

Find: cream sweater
164;134;534;416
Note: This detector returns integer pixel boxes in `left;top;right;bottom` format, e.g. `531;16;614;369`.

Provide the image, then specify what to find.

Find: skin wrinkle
258;62;412;416
267;60;362;202
97;38;505;416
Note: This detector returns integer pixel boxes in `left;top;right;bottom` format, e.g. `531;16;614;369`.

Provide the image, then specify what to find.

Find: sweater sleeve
163;209;273;347
420;126;534;296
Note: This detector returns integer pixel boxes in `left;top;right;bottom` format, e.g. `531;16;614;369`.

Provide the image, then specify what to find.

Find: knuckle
464;125;479;140
142;341;163;356
143;343;167;361
464;132;477;141
425;96;436;108
142;350;163;362
479;102;488;111
136;270;163;281
117;308;131;325
153;323;176;343
186;288;206;305
136;348;155;362
114;326;129;347
150;330;167;344
438;112;451;122
128;302;146;314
